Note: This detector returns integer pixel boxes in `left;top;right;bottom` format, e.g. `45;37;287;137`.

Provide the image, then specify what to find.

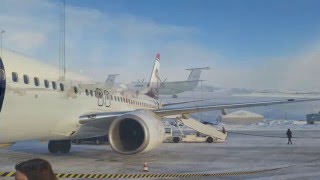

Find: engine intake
108;110;165;154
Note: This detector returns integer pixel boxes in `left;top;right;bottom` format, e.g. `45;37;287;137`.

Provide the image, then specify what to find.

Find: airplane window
44;79;50;88
111;95;113;100
90;90;93;96
23;75;29;84
117;97;120;101
34;77;40;86
74;86;78;94
12;72;18;82
52;81;57;90
60;83;64;91
85;89;89;96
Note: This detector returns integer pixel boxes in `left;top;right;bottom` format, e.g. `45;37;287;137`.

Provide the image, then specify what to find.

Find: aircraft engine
108;110;165;154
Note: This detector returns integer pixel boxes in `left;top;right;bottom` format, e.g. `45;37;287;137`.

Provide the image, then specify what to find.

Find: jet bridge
177;116;227;141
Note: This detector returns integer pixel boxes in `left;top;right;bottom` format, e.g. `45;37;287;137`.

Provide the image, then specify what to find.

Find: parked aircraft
0;50;319;155
129;67;209;98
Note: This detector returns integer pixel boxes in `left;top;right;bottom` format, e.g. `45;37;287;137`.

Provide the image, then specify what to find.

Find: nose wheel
48;140;71;153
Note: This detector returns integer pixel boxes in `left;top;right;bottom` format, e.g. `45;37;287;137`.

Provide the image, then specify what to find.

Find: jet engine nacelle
108;110;165;154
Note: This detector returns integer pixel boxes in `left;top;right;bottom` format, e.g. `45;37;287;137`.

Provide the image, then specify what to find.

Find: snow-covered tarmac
1;129;320;179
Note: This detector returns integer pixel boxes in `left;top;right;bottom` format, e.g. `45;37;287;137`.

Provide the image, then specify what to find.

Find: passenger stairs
178;117;227;141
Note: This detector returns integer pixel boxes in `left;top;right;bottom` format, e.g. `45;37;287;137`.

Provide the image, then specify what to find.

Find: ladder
178;117;227;140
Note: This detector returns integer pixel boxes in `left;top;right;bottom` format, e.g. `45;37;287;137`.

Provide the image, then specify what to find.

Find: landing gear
206;137;213;143
48;140;71;153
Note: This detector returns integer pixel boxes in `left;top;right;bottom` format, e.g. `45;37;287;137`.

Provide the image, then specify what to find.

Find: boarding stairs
177;116;227;141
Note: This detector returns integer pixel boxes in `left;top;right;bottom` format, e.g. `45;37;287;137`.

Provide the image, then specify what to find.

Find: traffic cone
143;162;149;172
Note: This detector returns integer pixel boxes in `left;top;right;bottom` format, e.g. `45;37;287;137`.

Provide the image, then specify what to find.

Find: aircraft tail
106;74;119;88
186;67;210;81
145;53;161;99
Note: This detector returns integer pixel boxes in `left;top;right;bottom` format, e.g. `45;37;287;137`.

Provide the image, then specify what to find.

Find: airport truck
164;126;218;143
164;116;228;143
172;133;217;143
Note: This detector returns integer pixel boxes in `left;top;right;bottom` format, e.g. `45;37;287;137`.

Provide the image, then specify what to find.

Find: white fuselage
0;50;159;143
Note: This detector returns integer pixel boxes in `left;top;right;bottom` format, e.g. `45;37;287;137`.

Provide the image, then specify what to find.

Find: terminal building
306;112;320;124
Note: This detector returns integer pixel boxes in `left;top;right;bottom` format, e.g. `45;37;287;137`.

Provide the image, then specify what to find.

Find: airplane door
104;90;111;107
0;58;5;112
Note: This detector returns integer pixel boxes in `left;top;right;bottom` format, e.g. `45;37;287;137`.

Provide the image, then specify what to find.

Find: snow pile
217;119;320;131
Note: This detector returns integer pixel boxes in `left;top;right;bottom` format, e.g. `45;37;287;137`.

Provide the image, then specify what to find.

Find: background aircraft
128;67;209;98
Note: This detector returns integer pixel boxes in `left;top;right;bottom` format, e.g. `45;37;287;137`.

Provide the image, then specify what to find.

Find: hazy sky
1;0;320;90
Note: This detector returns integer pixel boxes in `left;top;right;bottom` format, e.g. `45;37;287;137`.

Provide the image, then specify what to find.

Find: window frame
23;75;29;84
60;83;64;91
52;81;57;90
44;79;50;88
34;77;40;86
12;72;18;82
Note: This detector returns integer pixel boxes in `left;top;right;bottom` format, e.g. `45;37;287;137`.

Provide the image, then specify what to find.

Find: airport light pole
0;30;5;58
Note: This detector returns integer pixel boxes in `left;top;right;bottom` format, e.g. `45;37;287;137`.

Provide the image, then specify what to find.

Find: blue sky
65;0;320;62
1;0;320;90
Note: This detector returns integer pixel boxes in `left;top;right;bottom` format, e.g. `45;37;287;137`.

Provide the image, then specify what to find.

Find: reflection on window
60;83;64;91
44;80;49;88
34;77;40;86
74;86;78;94
23;75;29;84
12;72;18;82
52;81;57;90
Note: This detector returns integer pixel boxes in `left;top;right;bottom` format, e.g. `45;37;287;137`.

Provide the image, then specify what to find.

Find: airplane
0;49;319;155
78;74;119;92
129;67;209;98
159;67;210;98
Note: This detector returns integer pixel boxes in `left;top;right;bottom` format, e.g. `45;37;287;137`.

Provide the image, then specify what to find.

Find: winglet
145;53;161;99
156;53;160;61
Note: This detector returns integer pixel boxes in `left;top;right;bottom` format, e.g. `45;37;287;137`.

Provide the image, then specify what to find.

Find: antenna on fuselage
58;0;66;81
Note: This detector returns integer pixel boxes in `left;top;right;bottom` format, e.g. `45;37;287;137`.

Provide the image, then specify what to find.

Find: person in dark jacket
286;129;292;145
15;158;57;180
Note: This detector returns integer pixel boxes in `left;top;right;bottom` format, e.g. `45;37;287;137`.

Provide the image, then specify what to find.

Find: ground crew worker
222;126;226;134
286;129;292;145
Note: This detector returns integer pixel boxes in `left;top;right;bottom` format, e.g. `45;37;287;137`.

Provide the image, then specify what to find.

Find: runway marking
0;166;291;179
2;156;320;179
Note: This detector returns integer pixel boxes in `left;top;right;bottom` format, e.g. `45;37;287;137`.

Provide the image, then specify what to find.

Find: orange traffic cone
143;162;149;172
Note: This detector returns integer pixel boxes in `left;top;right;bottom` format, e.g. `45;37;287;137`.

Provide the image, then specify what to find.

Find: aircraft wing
162;98;212;107
79;98;320;123
79;111;129;125
154;98;320;117
75;97;320;138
